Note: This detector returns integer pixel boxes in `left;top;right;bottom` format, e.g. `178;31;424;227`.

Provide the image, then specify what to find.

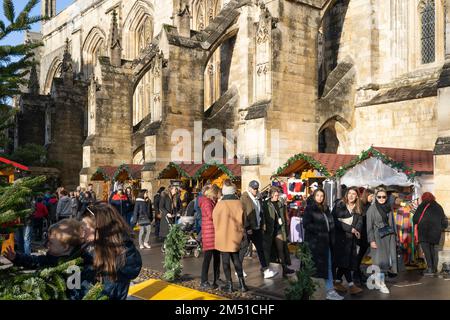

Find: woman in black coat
159;185;182;239
303;188;343;300
331;187;364;295
132;190;153;250
413;192;448;275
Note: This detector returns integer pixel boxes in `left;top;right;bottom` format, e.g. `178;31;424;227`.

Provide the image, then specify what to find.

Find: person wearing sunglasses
366;187;398;294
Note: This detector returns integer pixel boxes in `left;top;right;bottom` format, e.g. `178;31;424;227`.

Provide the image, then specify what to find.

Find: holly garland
157;162;192;179
335;146;417;180
193;161;238;181
113;164;134;181
273;153;332;178
91;167;110;181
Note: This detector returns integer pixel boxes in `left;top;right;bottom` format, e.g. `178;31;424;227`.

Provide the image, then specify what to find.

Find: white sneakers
140;243;151;249
379;283;390;294
235;270;248;277
263;269;278;279
326;289;344;300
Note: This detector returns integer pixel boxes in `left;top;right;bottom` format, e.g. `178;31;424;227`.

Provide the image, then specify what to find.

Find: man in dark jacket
110;189;132;221
413;192;448;275
241;180;277;279
153;187;165;240
56;190;73;220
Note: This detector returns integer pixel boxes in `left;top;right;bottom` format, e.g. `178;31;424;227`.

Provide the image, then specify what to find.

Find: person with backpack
56;190;73;220
413;192;448;276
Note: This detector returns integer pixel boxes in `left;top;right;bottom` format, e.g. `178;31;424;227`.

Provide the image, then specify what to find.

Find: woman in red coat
33;196;48;241
199;184;221;289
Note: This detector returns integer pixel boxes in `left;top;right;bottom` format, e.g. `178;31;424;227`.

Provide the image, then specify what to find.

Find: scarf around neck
376;201;391;214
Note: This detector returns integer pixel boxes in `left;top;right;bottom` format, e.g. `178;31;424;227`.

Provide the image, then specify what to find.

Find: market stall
157;162;203;188
192;160;241;190
90;166;117;201
272;152;357;243
335;146;434;267
90;164;144;201
273;152;357;208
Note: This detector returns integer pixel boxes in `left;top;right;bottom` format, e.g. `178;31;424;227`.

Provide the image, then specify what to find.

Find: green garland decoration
273;153;332;178
193;161;237;181
163;224;187;282
91;167;110;181
335;146;417;181
157;162;192;179
113;164;133;181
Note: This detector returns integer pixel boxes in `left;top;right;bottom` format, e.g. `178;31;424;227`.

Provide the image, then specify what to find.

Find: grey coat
366;203;398;274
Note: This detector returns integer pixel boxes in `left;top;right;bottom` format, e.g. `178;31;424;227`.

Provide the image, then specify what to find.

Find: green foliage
285;244;317;300
8;143;47;166
0;0;46;148
158;162;192;179
0;176;46;243
273;153;332;178
0;258;82;300
193;161;238;181
163;224;187;282
335;146;417;180
82;283;108;300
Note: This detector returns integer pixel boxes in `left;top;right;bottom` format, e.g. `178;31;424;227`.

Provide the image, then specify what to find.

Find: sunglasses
377;196;387;199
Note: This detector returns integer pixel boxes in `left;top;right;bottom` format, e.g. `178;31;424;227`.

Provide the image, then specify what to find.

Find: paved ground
139;235;450;300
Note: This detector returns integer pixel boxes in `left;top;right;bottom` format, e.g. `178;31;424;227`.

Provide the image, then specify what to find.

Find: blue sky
1;0;73;46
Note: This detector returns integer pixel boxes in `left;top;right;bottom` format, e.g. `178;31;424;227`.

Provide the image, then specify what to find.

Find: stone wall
341;96;438;154
80;57;133;186
257;0;321;186
47;78;88;190
17;95;49;147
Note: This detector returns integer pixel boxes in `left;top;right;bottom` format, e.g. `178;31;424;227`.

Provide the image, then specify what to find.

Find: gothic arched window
192;0;221;31
420;0;436;64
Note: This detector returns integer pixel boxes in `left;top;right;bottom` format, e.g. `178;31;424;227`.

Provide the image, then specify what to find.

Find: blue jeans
325;249;333;291
15;224;32;255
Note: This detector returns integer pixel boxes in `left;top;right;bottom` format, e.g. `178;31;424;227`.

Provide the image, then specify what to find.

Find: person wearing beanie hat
213;180;249;293
240;180;278;279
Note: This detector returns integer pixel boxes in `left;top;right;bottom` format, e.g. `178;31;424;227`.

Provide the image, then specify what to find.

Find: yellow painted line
128;279;228;300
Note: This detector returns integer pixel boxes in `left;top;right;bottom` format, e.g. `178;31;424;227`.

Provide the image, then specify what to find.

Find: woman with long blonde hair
331;186;364;296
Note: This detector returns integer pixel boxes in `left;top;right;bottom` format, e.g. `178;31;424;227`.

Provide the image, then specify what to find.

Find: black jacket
132;199;153;226
159;191;182;238
331;201;363;270
78;238;142;300
303;202;335;279
154;193;162;217
413;201;448;245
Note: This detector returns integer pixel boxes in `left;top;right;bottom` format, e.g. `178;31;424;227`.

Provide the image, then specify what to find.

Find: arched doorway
318;116;351;154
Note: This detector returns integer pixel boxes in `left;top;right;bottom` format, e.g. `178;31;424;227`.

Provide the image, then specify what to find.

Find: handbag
377;206;395;239
378;225;395;239
414;203;430;245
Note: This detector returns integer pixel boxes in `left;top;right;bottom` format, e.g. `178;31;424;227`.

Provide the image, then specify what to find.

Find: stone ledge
142;162;156;172
438;61;450;88
245;100;271;120
357;80;437;107
434;137;450;155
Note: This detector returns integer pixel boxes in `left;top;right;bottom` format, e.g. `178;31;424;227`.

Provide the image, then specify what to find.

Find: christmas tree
0;0;45;149
0;175;46;244
163;224;187;282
